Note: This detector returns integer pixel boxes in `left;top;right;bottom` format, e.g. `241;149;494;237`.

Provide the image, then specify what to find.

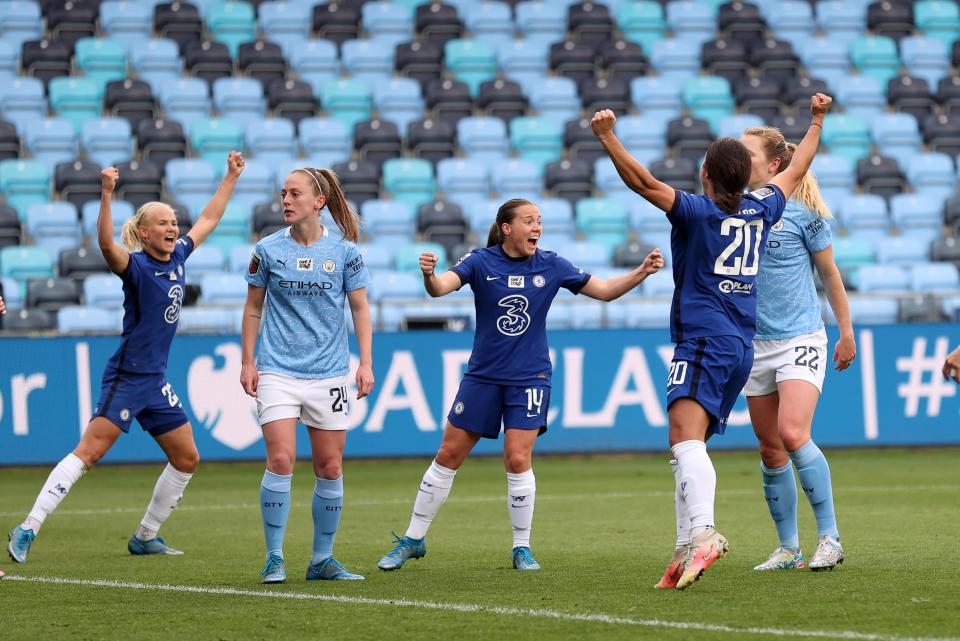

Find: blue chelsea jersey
451;245;591;386
667;185;787;345
246;226;370;380
107;235;194;374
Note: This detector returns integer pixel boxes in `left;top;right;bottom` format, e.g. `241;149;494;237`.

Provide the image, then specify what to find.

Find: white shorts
256;371;351;430
744;329;829;397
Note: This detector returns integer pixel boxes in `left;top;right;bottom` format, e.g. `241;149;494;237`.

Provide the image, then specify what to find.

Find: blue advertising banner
0;324;958;465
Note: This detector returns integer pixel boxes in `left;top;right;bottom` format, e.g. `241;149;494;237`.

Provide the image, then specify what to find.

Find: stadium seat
665;0;717;47
834;74;885;121
333;159;381;207
0;245;54;281
606;300;672;328
57;305;120;333
476;78;528;125
856;264;910;294
875;237;930;266
24;118;76;173
848;297;899;324
891;193;944;238
600;39;649;84
19;38;70;87
768;0;815;50
360;199;415;242
74;37;127;89
159;77;212;132
630;76;683;121
81;199;133;239
463;2;513;48
366;269;423;302
444;38;496;96
228;158;273;213
822;113;872;168
353;118;402;167
0;159;50;218
184;39;233;87
716;114;764;140
871;113;922;168
362;2;414;48
237;40;287;91
857;154;906;200
457;116;509;162
437;158;489;209
538;197;576;240
177;307;235;333
205;1;256;57
268;79;318;129
25;202;81;257
796;37;849;92
129;38;182;95
0;77;47;134
199;272;247;306
227;242;256;274
839;194;890;239
515;1;566;45
81;117;134;168
357;241;395;273
900;36;950;89
105;78;158;132
915;0;960;47
850;35;901;85
212;78;266;131
99;1;154;48
188;117;243;166
59;247;108;281
320;78;372;131
498;39;549;92
165;158;218;215
138;118;188;169
1;307;55;331
544;158;592;204
888;75;936;123
0;275;23;308
666;116;714;163
341;38;395;88
509;116;563;171
549;239;612;270
47;77;103;135
905;152;956;202
910;262;960;293
259;0;311;45
413;1;463;48
55;160;102;211
289;39;339;96
243;117;295;164
0;0;43;48
527;76;580;129
649;38;700;81
750;38;801;85
155;1;204;54
576;197;629;248
395;241;446;274
186;244;226;277
615;0;665;51
297;117;350;167
491;158;541;201
373;77;424;134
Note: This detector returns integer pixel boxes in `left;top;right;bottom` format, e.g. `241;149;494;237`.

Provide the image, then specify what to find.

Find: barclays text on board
1;325;958;465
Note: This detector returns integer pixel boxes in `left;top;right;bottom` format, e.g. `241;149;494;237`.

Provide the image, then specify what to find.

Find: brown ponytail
487;198;533;247
702;137;752;214
296;167;360;243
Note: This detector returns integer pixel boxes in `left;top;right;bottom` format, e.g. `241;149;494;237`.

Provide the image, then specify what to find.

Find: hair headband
296;168;324;194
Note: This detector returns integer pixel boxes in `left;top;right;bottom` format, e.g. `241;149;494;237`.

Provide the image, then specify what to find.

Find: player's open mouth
527;236;538;249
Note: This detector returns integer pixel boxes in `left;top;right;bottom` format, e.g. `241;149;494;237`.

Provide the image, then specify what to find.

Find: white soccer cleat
753;546;805;571
809;536;844;571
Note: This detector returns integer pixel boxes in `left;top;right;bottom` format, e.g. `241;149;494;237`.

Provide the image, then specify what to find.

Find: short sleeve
749;184;787;225
245;242;268;288
555;254;591;294
449;250;476;287
175;235;195;261
343;243;370;291
800;211;833;254
121;252;143;285
665;189;692;228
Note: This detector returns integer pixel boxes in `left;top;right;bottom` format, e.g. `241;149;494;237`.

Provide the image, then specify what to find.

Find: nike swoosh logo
486;276;500;280
155;271;167;277
526;412;538;418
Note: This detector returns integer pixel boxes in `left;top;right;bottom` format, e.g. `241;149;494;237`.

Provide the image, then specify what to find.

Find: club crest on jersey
248;252;261;275
120;409;130;421
508;275;525;288
718;279;753;294
453;401;464;414
750;186;776;200
322;259;336;273
297;257;313;271
772;220;784;232
533;275;546;287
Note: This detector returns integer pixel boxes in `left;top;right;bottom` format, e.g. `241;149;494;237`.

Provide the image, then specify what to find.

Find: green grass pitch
1;448;958;641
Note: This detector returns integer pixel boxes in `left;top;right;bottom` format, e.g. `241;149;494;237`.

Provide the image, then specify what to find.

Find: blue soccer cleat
8;526;35;564
260;554;286;584
306;557;364;580
377;532;426;571
128;535;183;556
512;546;540;571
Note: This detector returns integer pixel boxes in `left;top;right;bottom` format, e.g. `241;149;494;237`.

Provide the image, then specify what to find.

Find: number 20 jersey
451;245;591;386
667;185;786;345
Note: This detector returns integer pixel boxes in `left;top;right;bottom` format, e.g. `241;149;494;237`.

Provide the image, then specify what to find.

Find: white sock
135;463;193;541
671;440;716;538
23;453;88;534
670;459;691;548
405;459;456;540
507;469;536;548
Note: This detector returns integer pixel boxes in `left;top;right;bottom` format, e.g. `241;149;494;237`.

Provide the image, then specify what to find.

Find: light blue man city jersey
246;226;369;379
754;199;832;340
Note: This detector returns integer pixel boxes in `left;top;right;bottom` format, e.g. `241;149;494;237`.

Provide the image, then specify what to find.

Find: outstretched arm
98;167;130;275
187;151;245;248
592;110;676;212
421;252;463;297
580;249;665;301
770;94;833;200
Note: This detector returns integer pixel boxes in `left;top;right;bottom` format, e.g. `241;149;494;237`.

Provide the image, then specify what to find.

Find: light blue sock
260;470;292;560
789;440;840;541
760;460;800;552
311;475;343;565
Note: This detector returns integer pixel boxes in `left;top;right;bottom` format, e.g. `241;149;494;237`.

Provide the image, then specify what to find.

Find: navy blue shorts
447;377;551;439
666;336;753;436
93;366;189;436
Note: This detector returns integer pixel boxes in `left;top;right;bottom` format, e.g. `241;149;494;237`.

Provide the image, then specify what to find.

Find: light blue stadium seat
372;77;424;133
177;307;235;333
200;272;247;305
466;197;500;238
550;239;612;269
811;153;856;194
834;74;885;121
206;1;257;57
900;36;950;88
797;37;849;92
871;113;922;168
911;262;960;293
382;158;435;211
616;1;666;51
0;77;45;133
875;236;931;266
850;35;900;85
915;0;960;48
166;158;218;215
0;39;18;81
538;197;576;240
848;297;898;324
160;78;212;131
594;157;628;196
510;116;563;170
57;305;120;333
298;117;351;167
0;245;54;281
0;0;43;48
457;116;509;161
367;269;423;302
630;198;671;235
527;76;580;128
665;1;717;47
0;159;50;218
890;193;944;238
48;77;103;135
445;39;497;96
245;117;296;164
630;76;683;120
341;38;396;87
607;300;672;328
465;2;515;48
212;78;265;131
395;241;446;273
545;300;576;329
25;118;77;173
357;241;395;272
856;264;910;294
362;1;414;47
576;197;629;248
361;199;416;242
642;269;675;297
822;113;871;168
1;276;24;308
613;114;668;166
75;37;127;89
227;242;255;273
716;114;764;140
768;0;815;49
907;152;956;202
514;1;566;44
289;40;339;96
320;78;372;131
839;194;889;239
25;202;81;257
258;0;312;43
437;158;490;208
185;244;226;275
190;117;244;165
82;117;134;168
81;199;132;239
683;76;735;133
129;38;182;95
556;300;605;329
99;1;154;49
815;1;866;47
491;158;541;200
498;39;549;91
832;236;876;276
649;38;700;81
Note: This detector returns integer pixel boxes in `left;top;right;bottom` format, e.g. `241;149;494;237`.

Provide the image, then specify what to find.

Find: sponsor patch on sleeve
346;255;365;273
248;252;262;275
749;186;776;200
453;252;472;267
805;218;827;236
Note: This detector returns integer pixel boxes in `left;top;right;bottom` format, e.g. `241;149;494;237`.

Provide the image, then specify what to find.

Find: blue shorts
666;336;753;436
93;366;189;436
447;377;551;439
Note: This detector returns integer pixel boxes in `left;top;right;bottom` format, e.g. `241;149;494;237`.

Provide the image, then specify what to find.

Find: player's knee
504;450;531;474
314;461;342;479
73;447;102;468
266;452;295;475
172;447;200;473
778;421;810;452
435;447;463;470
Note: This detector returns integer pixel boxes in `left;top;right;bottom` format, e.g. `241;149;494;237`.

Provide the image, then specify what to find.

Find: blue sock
260;470;292;560
311;475;343;565
760;460;800;552
789;440;840;541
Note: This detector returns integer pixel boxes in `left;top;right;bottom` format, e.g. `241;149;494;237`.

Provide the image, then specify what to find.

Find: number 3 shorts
744;328;829;397
256;371;351;430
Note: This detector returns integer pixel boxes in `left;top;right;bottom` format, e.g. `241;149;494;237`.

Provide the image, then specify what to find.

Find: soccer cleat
306;556;364;580
127;535;183;556
512;546;540;571
753;546;805;571
654;545;688;589
809;536;844;571
676;528;729;590
7;526;35;564
260;554;286;584
377;532;426;571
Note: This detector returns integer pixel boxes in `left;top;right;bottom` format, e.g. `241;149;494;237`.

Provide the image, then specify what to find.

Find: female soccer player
8;152;245;563
740;127;855;573
376;198;664;572
592;94;833;590
240;167;374;584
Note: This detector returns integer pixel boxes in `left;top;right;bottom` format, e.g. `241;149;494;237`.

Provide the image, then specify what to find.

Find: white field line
0;485;956;519
1;575;957;641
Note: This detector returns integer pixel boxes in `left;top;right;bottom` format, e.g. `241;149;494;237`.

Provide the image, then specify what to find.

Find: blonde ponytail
743;126;832;219
119;201;167;251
